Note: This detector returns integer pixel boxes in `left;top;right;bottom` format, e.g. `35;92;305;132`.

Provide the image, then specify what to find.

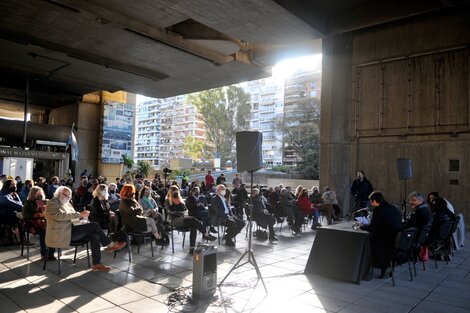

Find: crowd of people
0;170;344;271
1;169;459;278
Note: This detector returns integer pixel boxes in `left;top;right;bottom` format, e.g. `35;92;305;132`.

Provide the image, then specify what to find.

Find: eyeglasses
62;193;71;199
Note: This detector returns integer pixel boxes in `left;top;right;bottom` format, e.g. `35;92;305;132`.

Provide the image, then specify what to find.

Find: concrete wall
76;102;100;180
49;101;100;183
49;103;78;127
320;7;470;219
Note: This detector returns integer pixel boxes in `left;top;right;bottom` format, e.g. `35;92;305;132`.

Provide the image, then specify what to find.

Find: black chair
208;204;226;245
449;215;461;256
20;219;32;260
163;208;191;253
429;220;454;268
43;241;90;275
113;210;153;262
412;223;432;274
390;227;417;287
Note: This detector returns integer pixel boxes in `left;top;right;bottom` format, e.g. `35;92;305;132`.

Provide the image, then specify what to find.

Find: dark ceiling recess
42;0;80;13
0;0;469;115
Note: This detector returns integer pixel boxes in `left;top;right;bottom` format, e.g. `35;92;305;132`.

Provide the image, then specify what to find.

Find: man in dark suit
360;191;402;278
210;184;245;246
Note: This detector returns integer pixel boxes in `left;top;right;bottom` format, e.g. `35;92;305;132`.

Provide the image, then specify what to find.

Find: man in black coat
360;191;402;278
351;170;374;209
210;184;245;246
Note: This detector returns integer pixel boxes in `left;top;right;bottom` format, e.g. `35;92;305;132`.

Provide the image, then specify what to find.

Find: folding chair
390;227;417;287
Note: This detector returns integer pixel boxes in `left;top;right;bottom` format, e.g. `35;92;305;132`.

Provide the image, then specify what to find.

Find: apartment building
283;72;322;167
136;70;321;170
135;98;161;166
242;77;284;168
135;95;206;168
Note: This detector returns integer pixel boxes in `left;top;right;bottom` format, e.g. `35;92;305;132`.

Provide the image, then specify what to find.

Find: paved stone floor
1;221;469;313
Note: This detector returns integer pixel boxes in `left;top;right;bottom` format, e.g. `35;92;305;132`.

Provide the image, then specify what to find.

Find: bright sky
272;54;322;81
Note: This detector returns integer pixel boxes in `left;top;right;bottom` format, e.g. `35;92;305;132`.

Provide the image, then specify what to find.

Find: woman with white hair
90;184;127;244
45;186;126;271
251;188;278;241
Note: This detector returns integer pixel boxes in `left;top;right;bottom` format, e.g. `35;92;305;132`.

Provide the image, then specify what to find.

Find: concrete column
320;33;354;214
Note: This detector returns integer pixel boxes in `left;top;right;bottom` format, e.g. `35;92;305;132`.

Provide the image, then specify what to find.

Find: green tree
277;98;321;179
137;161;151;178
188;86;251;163
122;154;134;170
182;135;204;160
121;154;135;180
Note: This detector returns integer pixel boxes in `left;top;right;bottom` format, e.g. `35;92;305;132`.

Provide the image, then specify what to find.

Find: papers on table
356;216;370;225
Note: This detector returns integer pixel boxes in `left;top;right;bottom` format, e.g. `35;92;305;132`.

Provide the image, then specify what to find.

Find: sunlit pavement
1;221;469;313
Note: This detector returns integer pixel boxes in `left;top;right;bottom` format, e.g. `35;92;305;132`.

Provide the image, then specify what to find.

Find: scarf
141;196;155;209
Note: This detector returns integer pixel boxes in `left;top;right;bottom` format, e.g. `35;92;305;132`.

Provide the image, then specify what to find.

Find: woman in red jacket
297;188;321;230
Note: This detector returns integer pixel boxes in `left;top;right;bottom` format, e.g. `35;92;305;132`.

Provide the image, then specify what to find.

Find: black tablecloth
304;222;372;284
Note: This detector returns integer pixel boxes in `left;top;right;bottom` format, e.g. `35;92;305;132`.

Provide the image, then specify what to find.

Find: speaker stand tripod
401;178;409;221
219;170;267;293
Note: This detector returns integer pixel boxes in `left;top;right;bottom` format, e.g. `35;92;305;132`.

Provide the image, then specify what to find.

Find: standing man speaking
351;170;374;210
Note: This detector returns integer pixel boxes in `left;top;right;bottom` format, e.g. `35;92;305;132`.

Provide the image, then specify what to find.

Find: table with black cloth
304;221;373;284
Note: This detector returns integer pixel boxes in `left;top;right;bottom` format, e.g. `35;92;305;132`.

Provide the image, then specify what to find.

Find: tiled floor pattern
1;222;469;313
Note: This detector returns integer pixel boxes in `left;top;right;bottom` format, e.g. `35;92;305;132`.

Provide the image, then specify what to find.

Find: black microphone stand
219;170;267;293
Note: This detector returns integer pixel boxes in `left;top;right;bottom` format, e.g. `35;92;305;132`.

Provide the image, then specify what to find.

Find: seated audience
45;186;125;271
89;184;113;230
47;176;60;199
185;186;214;233
231;183;248;219
165;185;216;254
19;179;33;203
404;191;433;236
360;191;402;278
279;188;302;233
232;173;242;186
210;184;245;246
119;184;167;245
216;173;226;186
139;186;163;220
294;185;304;199
22;186;56;260
15;176;24;193
427;197;455;245
0;179;22;225
268;186;282;223
309;186;322;207
107;183;121;211
297;188;321;229
79;183;94;211
251;188;277;241
427;191;455;214
322;186;341;219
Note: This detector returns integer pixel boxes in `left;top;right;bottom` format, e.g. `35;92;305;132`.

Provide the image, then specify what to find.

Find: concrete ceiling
0;0;468;113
